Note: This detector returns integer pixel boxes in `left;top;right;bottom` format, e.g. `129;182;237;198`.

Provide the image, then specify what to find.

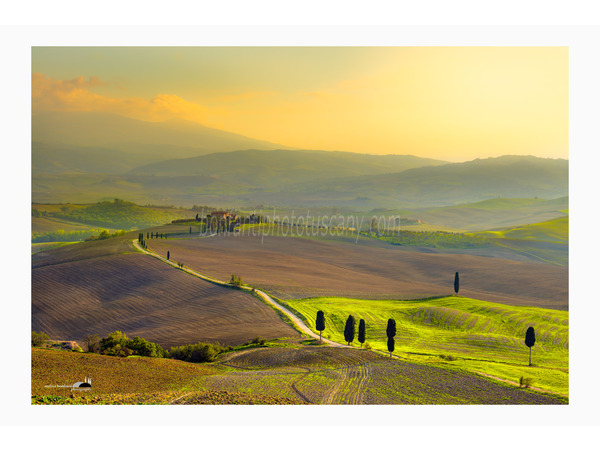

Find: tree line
314;309;538;364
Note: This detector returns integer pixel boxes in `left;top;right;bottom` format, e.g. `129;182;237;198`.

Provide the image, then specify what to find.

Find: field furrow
32;252;300;348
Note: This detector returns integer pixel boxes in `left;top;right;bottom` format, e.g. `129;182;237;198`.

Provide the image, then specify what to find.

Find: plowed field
32;344;566;405
147;234;568;310
32;251;299;347
207;346;566;404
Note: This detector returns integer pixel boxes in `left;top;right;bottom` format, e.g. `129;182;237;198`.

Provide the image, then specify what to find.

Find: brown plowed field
32;235;135;268
207;346;566;405
32;252;299;348
147;234;568;310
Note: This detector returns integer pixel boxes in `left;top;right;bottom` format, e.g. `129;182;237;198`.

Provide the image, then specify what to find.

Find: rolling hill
32;234;300;347
146;233;568;310
472;215;569;243
287;155;568;208
406;197;568;231
128;149;447;188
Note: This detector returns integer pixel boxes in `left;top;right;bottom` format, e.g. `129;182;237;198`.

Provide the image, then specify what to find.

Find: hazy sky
32;46;568;160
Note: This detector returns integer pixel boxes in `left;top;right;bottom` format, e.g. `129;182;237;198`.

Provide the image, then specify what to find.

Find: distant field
31;241;77;254
410;197;568;231
32;200;197;232
147;234;568;310
32;216;99;234
367;230;494;249
471;216;568;243
32;237;299;348
32;345;565;405
285;296;568;396
385;223;463;233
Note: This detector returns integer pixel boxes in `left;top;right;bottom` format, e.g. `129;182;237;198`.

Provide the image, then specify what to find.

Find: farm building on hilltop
210;211;236;220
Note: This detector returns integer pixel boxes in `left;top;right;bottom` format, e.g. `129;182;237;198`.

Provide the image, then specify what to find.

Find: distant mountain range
31;112;568;209
32;111;294;159
282;155;568;208
128;149;446;188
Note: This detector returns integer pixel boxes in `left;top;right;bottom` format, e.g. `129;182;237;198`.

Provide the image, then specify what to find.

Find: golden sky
32;47;568;161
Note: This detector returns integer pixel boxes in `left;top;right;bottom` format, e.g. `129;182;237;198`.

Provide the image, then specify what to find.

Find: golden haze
31;47;568;161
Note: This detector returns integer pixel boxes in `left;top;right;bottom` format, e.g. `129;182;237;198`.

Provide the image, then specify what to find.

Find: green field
471;215;568;243
366;230;495;249
284;296;568;396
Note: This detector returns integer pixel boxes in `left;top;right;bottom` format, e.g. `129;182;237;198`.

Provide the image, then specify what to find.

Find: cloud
32;73;211;123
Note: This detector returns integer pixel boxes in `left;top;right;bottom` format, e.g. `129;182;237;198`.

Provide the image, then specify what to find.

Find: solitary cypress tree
386;318;396;357
525;326;536;366
315;310;325;342
344;315;355;346
358;318;366;348
167;251;170;260
454;272;460;295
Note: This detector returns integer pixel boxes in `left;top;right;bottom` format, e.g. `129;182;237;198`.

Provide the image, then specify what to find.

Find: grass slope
285;296;568;396
409;197;568;231
472;215;568;243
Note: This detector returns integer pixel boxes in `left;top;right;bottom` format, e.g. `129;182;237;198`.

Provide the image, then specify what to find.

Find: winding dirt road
133;238;347;348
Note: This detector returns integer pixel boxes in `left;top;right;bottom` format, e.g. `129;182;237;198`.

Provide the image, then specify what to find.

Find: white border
3;14;599;447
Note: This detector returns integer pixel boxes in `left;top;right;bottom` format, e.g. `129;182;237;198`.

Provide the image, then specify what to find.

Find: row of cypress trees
316;310;538;363
316;311;395;356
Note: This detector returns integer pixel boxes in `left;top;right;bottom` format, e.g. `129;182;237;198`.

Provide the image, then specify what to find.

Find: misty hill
128;149;447;188
285;155;568;208
32;111;294;160
32;141;152;174
406;196;568;231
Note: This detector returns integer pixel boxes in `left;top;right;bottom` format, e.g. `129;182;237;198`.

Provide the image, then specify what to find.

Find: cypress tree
525;326;536;366
386;318;396;357
454;272;460;295
167;251;170;260
315;310;325;342
358;318;366;348
344;315;355;345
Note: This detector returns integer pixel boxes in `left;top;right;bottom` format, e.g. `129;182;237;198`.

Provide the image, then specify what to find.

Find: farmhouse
210;211;236;220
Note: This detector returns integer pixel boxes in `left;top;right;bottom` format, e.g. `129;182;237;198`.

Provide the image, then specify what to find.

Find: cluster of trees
138;233;147;249
138;232;167;249
147;231;167;239
82;331;235;363
82;331;168;358
31;331;50;347
84;229;126;241
229;274;243;287
169;342;225;363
